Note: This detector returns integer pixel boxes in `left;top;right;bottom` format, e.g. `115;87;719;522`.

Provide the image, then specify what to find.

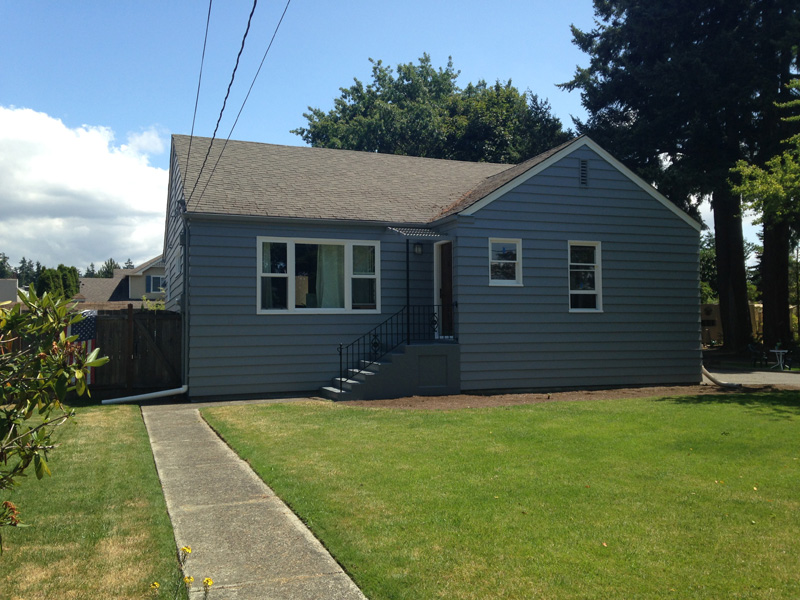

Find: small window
146;275;164;293
569;241;602;311
489;238;522;286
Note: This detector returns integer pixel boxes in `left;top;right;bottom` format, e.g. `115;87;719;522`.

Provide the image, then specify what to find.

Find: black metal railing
337;304;457;392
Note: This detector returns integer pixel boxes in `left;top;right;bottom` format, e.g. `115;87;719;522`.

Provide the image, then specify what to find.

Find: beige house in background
74;255;165;309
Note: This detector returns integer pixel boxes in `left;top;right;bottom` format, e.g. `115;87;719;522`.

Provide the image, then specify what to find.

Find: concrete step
332;377;361;392
320;386;350;401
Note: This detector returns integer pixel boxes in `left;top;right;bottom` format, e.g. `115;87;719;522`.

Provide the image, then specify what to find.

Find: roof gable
452;137;701;232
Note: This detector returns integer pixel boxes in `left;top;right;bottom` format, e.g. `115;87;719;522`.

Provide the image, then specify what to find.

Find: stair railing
337;304;457;392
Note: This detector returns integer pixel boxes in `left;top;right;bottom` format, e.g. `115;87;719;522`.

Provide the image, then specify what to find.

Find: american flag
69;310;97;384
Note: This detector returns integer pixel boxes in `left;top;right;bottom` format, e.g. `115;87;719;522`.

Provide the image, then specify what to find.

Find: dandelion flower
203;577;214;588
184;576;194;587
181;546;192;554
150;581;160;589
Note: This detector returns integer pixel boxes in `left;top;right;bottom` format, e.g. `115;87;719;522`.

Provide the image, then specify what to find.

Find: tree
123;258;134;269
732;122;800;346
57;265;80;298
0;254;12;280
561;0;800;351
96;258;120;279
292;54;571;163
1;290;108;539
16;258;35;289
35;269;63;297
699;232;718;303
84;263;96;278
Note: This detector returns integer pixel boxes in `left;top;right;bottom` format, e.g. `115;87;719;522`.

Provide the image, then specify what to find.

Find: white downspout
701;365;742;389
101;385;188;405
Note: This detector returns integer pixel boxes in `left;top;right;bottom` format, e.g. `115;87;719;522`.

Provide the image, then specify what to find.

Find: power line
195;0;292;204
187;0;259;203
184;0;215;184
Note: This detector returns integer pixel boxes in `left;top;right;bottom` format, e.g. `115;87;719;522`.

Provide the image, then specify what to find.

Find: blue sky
0;1;734;270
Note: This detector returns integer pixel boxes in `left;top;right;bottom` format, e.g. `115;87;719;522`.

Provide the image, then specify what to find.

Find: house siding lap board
452;147;700;391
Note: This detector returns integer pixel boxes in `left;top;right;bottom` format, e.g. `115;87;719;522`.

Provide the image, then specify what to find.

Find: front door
437;242;454;337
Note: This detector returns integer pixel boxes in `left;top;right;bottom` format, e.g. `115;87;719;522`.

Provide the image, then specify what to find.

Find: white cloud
0;106;168;271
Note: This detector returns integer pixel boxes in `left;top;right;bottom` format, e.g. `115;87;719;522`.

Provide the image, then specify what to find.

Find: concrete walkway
704;367;800;387
142;401;367;600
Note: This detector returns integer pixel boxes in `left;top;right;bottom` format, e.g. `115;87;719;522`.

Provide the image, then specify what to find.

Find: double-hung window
489;238;522;286
568;241;602;311
258;237;380;313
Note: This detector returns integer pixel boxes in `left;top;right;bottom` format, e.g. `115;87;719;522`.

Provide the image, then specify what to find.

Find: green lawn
203;392;800;600
1;405;185;600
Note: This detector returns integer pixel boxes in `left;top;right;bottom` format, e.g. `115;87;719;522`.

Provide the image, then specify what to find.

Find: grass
1;405;185;600
202;392;800;600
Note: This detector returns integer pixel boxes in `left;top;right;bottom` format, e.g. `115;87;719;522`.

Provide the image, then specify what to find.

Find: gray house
163;134;702;401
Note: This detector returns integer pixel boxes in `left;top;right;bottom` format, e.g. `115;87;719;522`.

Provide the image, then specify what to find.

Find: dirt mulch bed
339;383;793;410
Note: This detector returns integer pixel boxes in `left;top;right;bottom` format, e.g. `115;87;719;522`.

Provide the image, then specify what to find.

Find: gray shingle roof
173;135;566;223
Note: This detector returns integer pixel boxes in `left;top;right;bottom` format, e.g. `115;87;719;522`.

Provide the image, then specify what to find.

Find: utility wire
188;0;258;202
196;0;292;204
184;0;215;185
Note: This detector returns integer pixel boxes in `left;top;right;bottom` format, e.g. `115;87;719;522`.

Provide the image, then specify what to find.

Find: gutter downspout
102;385;188;405
701;365;742;389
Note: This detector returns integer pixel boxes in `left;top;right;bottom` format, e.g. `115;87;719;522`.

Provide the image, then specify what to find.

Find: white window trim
488;238;523;287
256;236;381;314
568;240;603;312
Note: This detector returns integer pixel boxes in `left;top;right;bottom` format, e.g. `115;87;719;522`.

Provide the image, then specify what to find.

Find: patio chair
747;343;768;367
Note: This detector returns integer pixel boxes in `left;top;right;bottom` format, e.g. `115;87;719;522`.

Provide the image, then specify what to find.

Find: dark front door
439;242;454;336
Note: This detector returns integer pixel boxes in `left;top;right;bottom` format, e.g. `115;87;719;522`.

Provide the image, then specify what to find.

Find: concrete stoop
320;342;461;401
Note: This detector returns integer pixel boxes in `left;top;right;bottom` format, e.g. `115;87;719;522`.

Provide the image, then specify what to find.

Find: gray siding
452;146;701;391
184;219;436;398
163;143;186;314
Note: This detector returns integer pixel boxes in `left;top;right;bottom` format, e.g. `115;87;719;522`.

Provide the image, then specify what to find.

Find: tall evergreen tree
123;258;134;269
56;264;80;298
35;268;64;297
96;258;120;279
0;253;12;279
561;0;800;350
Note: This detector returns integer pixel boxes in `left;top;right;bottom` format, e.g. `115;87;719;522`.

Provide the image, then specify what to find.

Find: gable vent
579;159;589;186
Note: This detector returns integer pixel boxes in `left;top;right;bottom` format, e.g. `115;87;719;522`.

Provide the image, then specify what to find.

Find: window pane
353;245;376;275
570;245;595;265
491;262;517;281
570;269;595;290
491;242;517;262
262;242;287;274
352;278;376;309
570;293;597;309
295;243;344;308
261;277;287;310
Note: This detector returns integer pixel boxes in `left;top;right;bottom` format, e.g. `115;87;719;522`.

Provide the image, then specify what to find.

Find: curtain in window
316;245;344;308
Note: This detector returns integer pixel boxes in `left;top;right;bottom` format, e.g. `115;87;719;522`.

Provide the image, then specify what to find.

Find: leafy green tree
57;265;80;298
293;54;571;163
35;269;63;297
732;113;800;345
0;254;12;280
96;258;120;279
561;0;800;350
0;290;108;539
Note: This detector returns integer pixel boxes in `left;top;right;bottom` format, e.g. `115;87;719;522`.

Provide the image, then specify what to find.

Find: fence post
126;303;134;393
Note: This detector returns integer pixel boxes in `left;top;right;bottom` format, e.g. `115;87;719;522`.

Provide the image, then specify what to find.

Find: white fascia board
460;137;702;233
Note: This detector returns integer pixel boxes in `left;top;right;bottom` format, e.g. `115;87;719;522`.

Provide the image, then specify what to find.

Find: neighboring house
0;279;19;303
75;256;165;309
164;134;702;401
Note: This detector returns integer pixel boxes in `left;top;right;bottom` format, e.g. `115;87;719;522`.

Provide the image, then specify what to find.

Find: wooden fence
89;306;182;399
